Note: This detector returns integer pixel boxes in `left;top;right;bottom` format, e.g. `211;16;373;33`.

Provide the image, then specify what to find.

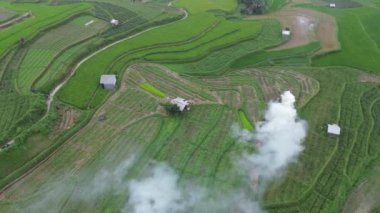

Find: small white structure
329;3;336;8
170;97;191;111
100;75;116;90
327;124;341;135
282;29;291;36
110;19;119;26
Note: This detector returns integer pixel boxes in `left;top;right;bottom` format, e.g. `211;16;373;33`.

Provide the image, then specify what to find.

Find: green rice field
0;0;379;212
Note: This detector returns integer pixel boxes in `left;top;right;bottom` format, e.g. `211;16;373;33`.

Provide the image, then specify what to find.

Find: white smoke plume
235;90;308;181
124;162;204;213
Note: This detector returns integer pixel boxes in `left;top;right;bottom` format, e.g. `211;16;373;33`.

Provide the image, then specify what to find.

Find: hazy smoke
124;162;204;213
235;91;307;181
80;156;136;199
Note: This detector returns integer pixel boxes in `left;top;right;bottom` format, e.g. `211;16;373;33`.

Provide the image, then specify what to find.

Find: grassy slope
231;42;320;68
0;2;91;57
312;6;380;73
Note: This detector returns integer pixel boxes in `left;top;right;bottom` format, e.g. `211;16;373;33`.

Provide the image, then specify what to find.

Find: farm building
329;3;336;8
110;19;119;26
170;97;191;111
327;124;341;135
100;75;116;90
282;29;291;37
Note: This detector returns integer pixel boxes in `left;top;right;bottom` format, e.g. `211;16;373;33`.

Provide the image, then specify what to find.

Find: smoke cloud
235;90;307;181
124;162;204;213
79;156;136;200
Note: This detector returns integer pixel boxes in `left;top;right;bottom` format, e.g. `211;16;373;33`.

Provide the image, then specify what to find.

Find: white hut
170;97;191;111
282;29;291;37
110;19;119;26
329;3;336;8
327;124;341;135
100;75;116;90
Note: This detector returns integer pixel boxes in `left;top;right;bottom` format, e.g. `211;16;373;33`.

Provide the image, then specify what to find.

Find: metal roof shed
100;75;116;90
327;124;341;135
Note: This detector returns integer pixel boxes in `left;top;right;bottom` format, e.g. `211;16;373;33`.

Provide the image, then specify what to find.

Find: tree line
239;0;267;15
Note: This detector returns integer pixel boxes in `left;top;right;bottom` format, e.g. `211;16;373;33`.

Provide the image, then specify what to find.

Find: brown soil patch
342;167;380;213
52;106;80;136
358;73;380;83
247;8;339;54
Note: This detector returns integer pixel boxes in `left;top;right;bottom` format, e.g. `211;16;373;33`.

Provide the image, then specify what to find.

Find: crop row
166;20;283;74
16;16;107;94
58;13;218;108
0;2;90;57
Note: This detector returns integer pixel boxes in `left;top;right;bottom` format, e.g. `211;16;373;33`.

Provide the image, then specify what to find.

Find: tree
239;0;267;15
163;103;181;115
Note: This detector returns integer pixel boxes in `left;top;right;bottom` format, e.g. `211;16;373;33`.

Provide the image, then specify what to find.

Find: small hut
327;124;341;136
110;19;120;26
170;97;191;111
282;28;291;37
100;75;116;90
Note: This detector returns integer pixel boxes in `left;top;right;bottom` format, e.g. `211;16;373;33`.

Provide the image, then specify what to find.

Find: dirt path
342;167;380;213
0;12;31;30
247;7;339;54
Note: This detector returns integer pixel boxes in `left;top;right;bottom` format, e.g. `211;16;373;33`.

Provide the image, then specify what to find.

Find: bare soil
247;8;339;54
50;107;80;136
342;167;380;213
358;73;380;83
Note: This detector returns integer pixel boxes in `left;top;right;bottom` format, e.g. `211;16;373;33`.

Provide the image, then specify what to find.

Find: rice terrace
0;0;380;212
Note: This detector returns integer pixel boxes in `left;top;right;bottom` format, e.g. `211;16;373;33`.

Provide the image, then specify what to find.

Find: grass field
140;83;166;98
175;0;237;14
312;6;380;73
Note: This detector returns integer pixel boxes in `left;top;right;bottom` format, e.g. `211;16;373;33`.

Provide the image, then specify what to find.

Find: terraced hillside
16;15;108;94
0;0;185;188
0;0;380;212
0;64;318;212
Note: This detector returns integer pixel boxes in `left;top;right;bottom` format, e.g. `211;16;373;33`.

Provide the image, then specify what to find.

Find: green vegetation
231;42;320;68
1;0;380;213
312;6;380;73
16;15;107;94
58;13;273;109
267;0;287;12
238;110;254;131
175;0;237;13
140;83;166;98
0;2;91;57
